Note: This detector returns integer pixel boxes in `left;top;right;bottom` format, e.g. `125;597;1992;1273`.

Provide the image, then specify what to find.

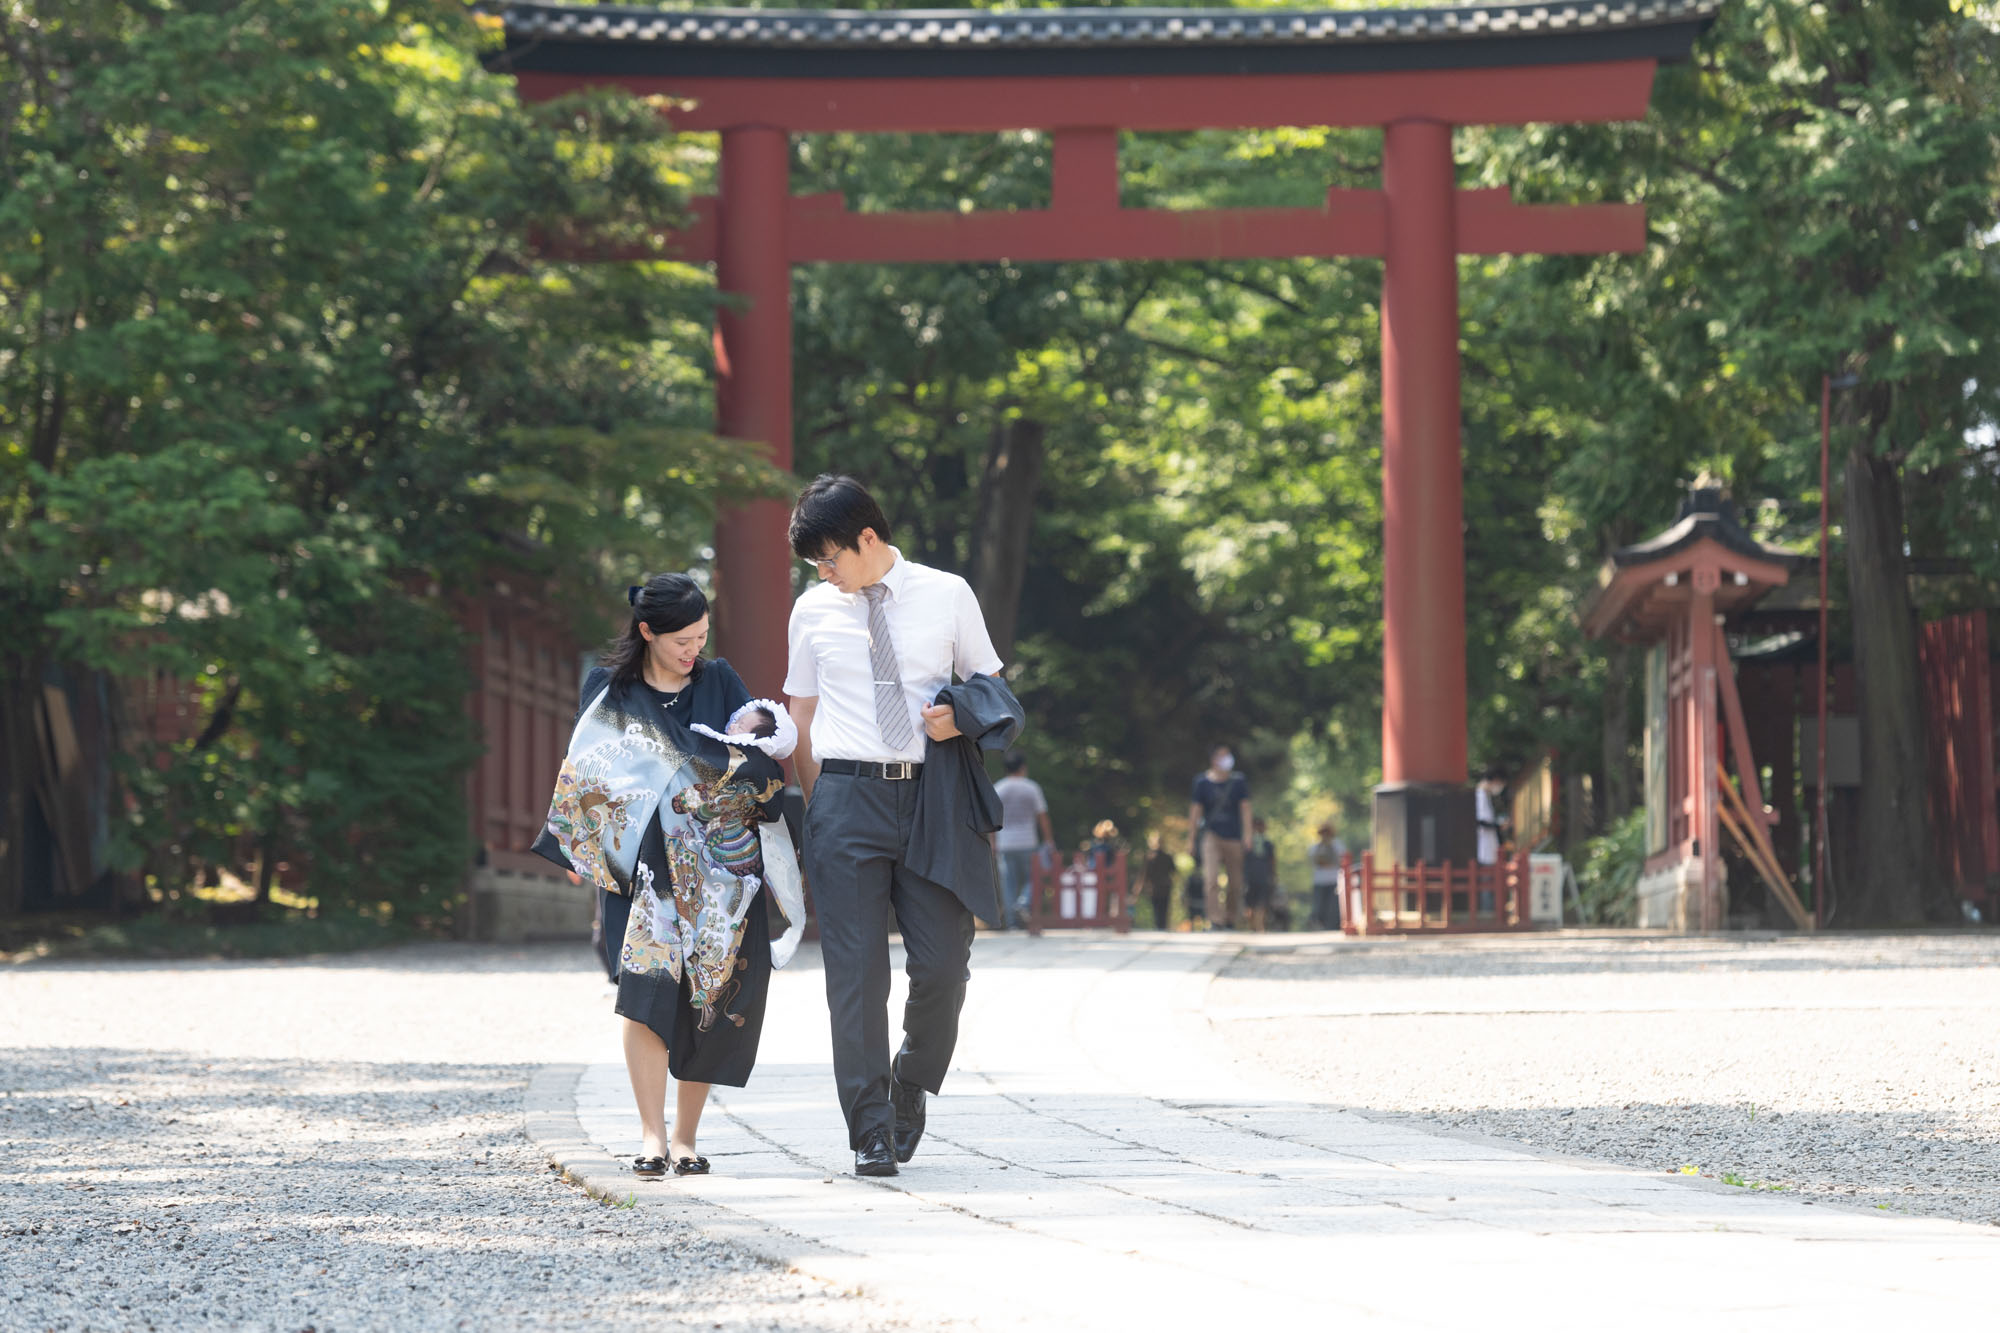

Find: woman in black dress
534;573;802;1178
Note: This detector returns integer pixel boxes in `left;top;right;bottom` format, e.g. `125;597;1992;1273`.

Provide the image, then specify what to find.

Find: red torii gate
494;1;1716;863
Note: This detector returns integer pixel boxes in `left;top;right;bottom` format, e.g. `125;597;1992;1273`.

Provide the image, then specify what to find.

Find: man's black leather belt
822;759;923;781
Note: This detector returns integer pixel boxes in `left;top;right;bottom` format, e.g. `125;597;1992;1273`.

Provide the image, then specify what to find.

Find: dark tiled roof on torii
489;3;1722;78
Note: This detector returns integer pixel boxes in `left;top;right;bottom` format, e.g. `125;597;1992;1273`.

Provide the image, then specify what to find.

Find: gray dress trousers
804;770;975;1148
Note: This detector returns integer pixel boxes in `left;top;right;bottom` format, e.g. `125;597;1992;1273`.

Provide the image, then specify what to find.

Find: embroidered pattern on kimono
674;781;767;879
541;682;807;1030
541;729;664;895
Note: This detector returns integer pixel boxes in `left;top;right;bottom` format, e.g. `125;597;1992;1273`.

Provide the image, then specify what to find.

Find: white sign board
1528;854;1565;926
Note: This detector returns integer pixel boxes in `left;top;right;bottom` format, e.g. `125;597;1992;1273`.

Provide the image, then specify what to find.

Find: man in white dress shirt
783;475;1004;1177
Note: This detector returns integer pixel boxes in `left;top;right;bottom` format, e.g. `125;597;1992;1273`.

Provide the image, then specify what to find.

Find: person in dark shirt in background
1189;743;1252;929
1182;827;1208;930
1137;832;1177;930
1243;816;1277;933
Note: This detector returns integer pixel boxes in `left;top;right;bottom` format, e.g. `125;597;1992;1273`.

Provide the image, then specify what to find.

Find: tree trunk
255;834;277;906
1599;640;1635;830
969;417;1045;663
1841;440;1948;924
0;658;40;915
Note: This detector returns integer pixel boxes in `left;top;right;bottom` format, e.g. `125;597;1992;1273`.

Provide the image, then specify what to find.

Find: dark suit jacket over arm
905;673;1025;921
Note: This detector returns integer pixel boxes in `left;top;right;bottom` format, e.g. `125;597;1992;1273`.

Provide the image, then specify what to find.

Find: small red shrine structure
491;2;1718;862
1580;490;1811;932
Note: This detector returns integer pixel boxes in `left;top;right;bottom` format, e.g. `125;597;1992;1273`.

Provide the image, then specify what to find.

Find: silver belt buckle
882;761;914;781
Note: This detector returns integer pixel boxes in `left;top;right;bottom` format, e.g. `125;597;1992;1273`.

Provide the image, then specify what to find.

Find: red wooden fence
462;594;584;870
1026;850;1130;935
1343;852;1533;935
1919;611;1999;910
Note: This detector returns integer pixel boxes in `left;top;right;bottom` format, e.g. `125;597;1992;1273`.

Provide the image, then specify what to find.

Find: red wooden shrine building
1582;490;2000;930
1580;491;1806;932
487;0;1719;885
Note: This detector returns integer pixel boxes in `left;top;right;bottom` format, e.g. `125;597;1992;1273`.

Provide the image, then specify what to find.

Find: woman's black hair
788;474;892;560
603;573;708;687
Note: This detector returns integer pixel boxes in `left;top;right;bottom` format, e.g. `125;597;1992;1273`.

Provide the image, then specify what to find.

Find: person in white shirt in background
1308;821;1347;931
1476;767;1509;865
992;752;1054;929
1475;767;1510;914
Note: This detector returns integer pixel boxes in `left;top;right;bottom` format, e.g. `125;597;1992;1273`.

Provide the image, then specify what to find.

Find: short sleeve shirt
1192;772;1250;841
992;775;1048;851
1309;838;1348;886
783;549;1003;764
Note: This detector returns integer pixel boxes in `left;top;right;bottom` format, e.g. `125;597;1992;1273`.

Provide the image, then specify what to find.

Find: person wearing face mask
1189;743;1252;929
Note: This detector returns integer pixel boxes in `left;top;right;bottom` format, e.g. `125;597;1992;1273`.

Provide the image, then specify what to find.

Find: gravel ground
1208;931;2000;1226
0;943;944;1333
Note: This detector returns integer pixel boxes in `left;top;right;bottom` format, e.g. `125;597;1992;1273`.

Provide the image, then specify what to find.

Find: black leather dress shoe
891;1077;927;1164
854;1127;898;1177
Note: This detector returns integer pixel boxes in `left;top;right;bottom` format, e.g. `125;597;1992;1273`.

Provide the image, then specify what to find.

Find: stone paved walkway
535;932;2000;1331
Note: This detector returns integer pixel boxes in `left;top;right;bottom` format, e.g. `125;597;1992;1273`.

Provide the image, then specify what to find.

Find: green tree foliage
739;6;1424;849
781;0;2000;922
791;118;1396;842
1470;0;2000;920
12;0;1995;929
1577;808;1645;927
0;0;782;915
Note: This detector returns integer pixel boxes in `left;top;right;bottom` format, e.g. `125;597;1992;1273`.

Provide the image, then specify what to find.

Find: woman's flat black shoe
671;1155;711;1176
633;1155;667;1178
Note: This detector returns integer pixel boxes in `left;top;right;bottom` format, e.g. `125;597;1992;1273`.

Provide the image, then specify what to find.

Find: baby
734;706;779;740
690;697;797;760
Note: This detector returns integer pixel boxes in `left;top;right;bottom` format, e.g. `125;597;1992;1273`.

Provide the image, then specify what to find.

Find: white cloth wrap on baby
689;697;798;761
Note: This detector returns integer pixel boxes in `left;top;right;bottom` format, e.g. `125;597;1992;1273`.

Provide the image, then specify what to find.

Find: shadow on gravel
7;939;604;976
1;1044;538;1178
1;1046;877;1333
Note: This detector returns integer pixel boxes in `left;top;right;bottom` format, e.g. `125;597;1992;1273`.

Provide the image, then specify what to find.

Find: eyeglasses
802;553;839;573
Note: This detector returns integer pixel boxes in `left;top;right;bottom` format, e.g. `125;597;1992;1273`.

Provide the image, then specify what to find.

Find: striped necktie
862;582;916;751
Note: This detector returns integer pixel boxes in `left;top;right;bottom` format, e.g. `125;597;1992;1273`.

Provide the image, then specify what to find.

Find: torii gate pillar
711;127;794;702
1375;118;1475;865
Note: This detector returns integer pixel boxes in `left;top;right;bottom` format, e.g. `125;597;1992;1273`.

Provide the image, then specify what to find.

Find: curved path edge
524;1062;900;1300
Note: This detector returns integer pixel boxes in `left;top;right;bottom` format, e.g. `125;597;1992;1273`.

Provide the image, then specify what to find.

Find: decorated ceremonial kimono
532;661;806;1088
